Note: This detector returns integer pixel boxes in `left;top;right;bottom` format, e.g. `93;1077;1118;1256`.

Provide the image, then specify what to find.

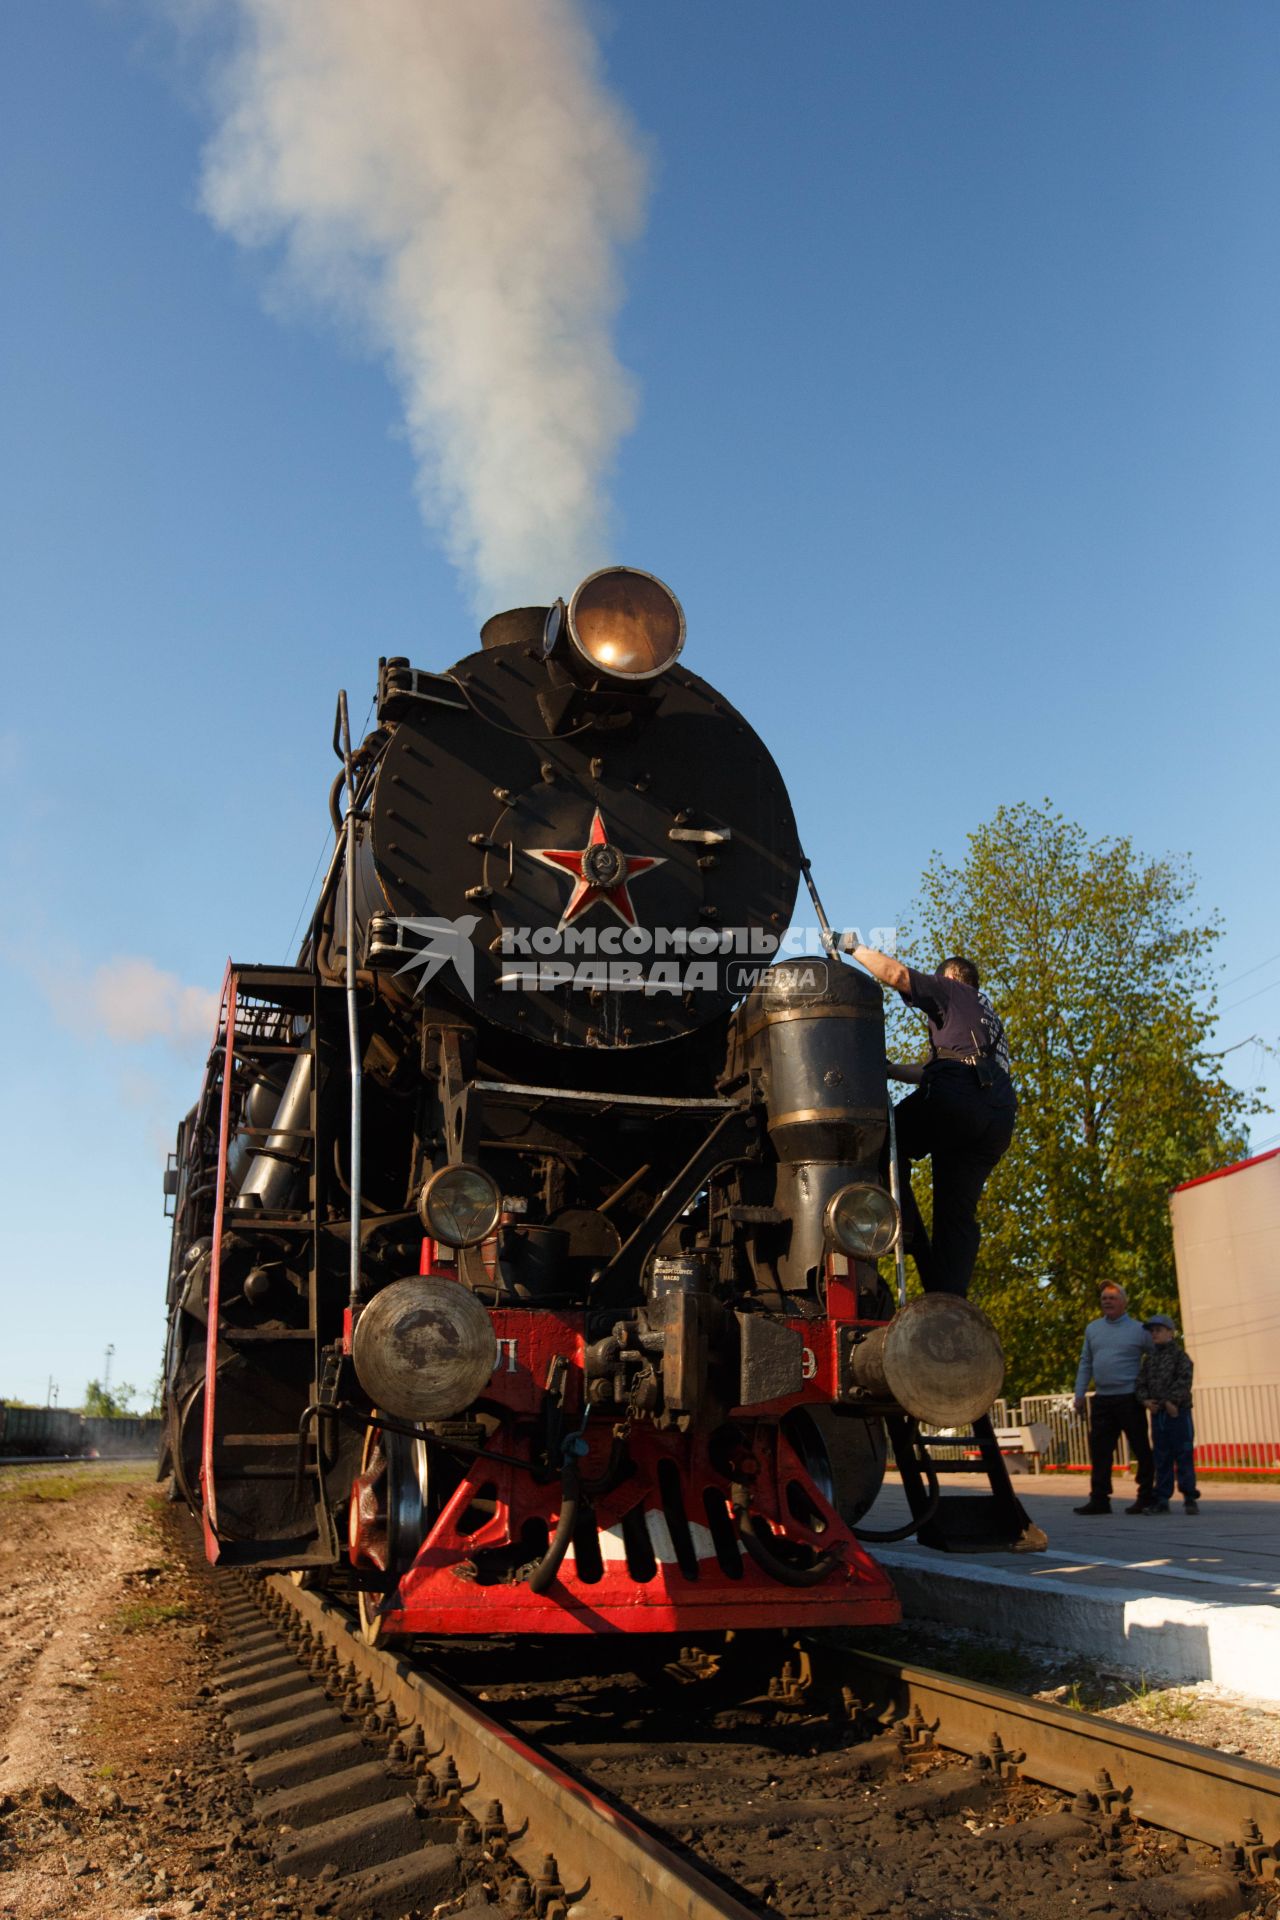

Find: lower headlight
825;1182;901;1259
418;1164;501;1248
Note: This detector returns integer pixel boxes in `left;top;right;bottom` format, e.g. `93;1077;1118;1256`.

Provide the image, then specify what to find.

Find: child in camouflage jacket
1136;1315;1200;1514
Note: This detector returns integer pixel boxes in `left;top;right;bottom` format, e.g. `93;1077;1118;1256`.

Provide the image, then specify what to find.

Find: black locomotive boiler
161;566;1008;1641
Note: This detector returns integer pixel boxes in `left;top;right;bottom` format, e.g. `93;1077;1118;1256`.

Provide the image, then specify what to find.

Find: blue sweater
1074;1313;1152;1400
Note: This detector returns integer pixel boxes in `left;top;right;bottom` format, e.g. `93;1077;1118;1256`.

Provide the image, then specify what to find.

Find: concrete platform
861;1474;1280;1700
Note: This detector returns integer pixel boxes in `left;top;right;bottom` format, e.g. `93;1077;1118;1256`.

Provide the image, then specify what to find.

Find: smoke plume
198;0;648;610
74;957;219;1050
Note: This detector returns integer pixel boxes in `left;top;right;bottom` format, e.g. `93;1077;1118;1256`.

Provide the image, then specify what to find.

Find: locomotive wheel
784;1406;888;1528
173;1383;205;1511
354;1419;435;1646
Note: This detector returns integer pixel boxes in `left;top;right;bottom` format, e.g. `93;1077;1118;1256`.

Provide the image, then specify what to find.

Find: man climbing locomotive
842;944;1017;1299
162;565;1026;1643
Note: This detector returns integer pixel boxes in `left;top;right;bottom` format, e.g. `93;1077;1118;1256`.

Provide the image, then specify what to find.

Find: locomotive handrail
470;1077;739;1110
886;1096;909;1308
200;962;237;1554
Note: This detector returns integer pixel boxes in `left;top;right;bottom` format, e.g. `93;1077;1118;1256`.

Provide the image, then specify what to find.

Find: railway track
214;1572;1280;1919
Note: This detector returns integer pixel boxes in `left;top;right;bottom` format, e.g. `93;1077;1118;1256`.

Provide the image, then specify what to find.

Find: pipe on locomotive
336;691;362;1313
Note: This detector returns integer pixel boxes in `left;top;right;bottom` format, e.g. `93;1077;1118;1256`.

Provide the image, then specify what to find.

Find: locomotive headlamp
352;1276;498;1420
826;1182;901;1260
418;1164;501;1248
560;565;686;682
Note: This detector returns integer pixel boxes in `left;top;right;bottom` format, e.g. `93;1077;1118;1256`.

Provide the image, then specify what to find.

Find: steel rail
267;1575;760;1919
825;1643;1280;1853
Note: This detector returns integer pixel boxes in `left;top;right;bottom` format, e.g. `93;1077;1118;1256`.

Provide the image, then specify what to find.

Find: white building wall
1169;1150;1280;1392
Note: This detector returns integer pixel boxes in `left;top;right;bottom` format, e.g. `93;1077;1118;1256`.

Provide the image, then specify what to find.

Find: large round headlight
418;1164;501;1248
565;566;686;681
825;1182;901;1259
352;1277;498;1420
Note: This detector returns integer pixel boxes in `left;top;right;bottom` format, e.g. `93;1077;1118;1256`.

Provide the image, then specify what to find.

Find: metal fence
920;1399;1011;1461
1020;1383;1280;1474
85;1416;162;1457
0;1405;162;1459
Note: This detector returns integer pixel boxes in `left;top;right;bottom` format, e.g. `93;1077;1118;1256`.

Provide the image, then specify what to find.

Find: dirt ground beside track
0;1462;318;1920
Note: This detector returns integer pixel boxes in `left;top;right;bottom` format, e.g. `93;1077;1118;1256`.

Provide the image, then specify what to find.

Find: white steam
78;958;219;1049
198;0;648;610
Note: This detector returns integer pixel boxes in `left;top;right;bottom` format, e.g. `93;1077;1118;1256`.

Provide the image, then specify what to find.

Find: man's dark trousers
1089;1394;1154;1504
893;1063;1016;1296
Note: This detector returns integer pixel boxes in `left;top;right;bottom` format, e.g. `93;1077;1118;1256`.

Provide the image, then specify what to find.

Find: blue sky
2;2;1277;1407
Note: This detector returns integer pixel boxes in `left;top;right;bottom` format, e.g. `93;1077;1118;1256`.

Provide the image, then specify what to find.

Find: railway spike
840;1686;868;1725
976;1731;1025;1781
481;1799;508;1853
894;1704;939;1752
429;1751;466;1804
1091;1768;1132;1817
534;1851;564;1894
1238;1818;1280;1879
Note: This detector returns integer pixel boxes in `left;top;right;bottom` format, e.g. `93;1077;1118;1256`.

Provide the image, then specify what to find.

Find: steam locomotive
162;566;1011;1642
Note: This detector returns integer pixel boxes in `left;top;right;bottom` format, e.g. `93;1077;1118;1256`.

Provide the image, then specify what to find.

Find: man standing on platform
1072;1283;1155;1515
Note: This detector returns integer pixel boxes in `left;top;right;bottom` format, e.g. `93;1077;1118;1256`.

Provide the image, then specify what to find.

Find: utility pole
103;1344;115;1394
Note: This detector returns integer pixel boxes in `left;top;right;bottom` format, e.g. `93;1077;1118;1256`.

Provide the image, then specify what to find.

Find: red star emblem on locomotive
526;807;665;929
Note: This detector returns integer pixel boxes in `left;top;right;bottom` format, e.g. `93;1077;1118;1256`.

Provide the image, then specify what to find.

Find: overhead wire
1221;947;1280;991
285;826;338;957
1221;975;1280;1015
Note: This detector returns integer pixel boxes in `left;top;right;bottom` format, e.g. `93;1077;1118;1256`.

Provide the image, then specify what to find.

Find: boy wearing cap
1136;1316;1200;1514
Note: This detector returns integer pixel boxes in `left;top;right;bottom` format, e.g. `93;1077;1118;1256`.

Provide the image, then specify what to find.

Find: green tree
891;802;1263;1396
82;1379;139;1418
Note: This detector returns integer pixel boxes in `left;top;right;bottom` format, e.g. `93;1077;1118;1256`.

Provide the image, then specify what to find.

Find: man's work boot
1184;1497;1200;1514
1140;1501;1170;1514
1125;1499;1156;1514
1073;1499;1112;1515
